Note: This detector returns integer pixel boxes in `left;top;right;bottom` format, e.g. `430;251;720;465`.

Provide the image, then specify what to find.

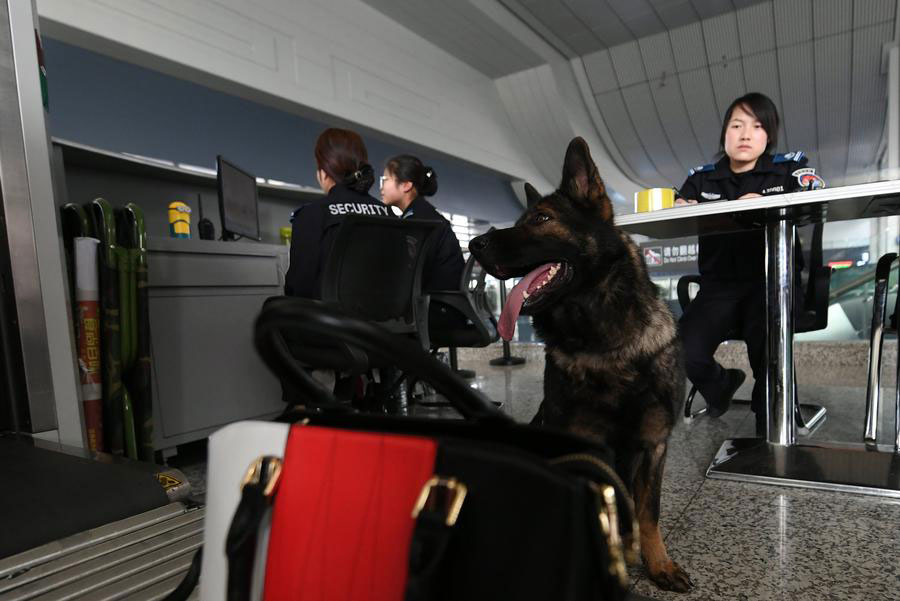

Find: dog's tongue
498;263;555;341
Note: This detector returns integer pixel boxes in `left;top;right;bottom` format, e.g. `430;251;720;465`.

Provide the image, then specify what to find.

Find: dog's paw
648;560;694;593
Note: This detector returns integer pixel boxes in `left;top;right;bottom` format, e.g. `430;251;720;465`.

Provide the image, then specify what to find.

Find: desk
617;180;900;498
147;239;288;455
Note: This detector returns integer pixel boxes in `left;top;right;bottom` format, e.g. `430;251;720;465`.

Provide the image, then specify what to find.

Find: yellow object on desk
634;188;675;213
168;201;191;238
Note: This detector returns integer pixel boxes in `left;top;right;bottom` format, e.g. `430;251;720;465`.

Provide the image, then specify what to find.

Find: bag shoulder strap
225;456;283;601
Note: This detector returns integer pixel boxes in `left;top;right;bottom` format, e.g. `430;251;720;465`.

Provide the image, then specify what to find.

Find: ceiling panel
566;33;607;56
669;22;709;72
582;49;619;94
608;0;664;38
736;2;775;54
621;83;686;183
507;0;769;56
813;0;853;37
357;0;544;78
570;0;634;48
609;41;646;87
648;0;700;29
773;0;813;47
677;69;722;159
649;77;705;172
854;0;898;27
594;90;664;182
708;61;746;118
570;0;628;32
814;32;852;186
690;0;738;20
702;12;742;63
776;41;818;157
638;31;677;82
847;22;893;178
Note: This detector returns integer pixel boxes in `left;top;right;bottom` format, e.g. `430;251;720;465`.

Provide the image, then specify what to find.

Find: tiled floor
169;348;900;600
455;353;900;601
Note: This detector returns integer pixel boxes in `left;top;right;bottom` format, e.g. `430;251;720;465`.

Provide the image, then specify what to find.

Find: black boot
707;368;745;418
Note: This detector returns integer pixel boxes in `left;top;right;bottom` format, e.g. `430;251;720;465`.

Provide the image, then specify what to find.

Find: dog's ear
561;137;613;221
524;183;542;208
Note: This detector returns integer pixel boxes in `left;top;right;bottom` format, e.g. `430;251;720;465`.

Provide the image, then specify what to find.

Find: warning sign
156;473;183;490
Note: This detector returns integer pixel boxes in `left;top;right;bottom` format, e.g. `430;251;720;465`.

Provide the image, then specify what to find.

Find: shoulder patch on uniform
688;163;715;176
774;151;804;163
792;167;826;190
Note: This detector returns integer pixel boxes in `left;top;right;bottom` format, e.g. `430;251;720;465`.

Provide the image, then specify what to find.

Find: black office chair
679;222;831;435
428;251;500;378
269;215;440;407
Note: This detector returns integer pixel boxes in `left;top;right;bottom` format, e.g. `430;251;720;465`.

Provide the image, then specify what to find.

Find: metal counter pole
767;210;796;445
490;278;525;366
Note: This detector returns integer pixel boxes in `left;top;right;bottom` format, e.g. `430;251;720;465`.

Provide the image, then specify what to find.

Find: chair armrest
676;275;701;311
429;291;498;345
429;291;476;320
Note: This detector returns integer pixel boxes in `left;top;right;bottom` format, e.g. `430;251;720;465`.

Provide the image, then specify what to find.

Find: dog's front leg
633;442;693;592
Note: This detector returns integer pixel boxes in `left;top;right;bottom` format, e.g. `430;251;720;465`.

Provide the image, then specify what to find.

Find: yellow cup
634;188;675;213
279;226;292;246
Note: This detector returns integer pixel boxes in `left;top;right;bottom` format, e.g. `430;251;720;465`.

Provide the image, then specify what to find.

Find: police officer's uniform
400;197;464;292
284;183;392;299
677;152;822;426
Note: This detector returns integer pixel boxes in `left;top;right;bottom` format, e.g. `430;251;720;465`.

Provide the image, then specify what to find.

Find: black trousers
679;279;766;414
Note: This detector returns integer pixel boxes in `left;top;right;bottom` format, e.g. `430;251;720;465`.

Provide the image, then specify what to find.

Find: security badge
792;168;826;190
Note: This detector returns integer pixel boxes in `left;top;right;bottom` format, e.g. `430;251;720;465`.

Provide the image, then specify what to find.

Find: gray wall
42;38;524;224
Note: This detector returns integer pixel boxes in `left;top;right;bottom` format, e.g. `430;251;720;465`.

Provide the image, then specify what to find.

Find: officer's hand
674;198;698;206
738;193;762;200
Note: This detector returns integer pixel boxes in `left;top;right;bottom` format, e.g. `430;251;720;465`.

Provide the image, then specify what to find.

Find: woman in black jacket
284;127;392;299
379;154;465;292
676;92;824;436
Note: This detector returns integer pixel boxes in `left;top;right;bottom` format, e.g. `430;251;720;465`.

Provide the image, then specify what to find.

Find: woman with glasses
380;155;464;293
284;127;392;299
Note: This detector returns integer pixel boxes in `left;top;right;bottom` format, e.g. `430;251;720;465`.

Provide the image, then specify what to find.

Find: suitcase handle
255;296;512;424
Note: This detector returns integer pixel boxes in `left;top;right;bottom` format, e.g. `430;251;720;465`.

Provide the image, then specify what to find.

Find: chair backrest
320;215;439;326
797;221;832;333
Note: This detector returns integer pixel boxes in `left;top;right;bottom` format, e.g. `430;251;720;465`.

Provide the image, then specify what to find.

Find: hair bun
420;165;438;197
344;162;374;193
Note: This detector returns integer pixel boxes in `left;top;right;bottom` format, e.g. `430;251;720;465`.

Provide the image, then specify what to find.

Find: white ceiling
500;0;771;56
360;0;898;187
356;0;546;77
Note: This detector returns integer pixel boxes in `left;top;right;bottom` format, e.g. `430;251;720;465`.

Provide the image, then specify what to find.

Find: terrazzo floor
169;349;900;601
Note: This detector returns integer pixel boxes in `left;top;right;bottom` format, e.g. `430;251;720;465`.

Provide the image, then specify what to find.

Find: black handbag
219;296;639;601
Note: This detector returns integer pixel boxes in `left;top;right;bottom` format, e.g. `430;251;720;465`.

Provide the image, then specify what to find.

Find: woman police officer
675;92;824;436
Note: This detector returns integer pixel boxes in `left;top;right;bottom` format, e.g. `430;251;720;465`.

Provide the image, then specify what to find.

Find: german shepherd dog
469;138;693;592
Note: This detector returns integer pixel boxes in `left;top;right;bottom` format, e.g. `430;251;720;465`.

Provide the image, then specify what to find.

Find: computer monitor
216;156;260;241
